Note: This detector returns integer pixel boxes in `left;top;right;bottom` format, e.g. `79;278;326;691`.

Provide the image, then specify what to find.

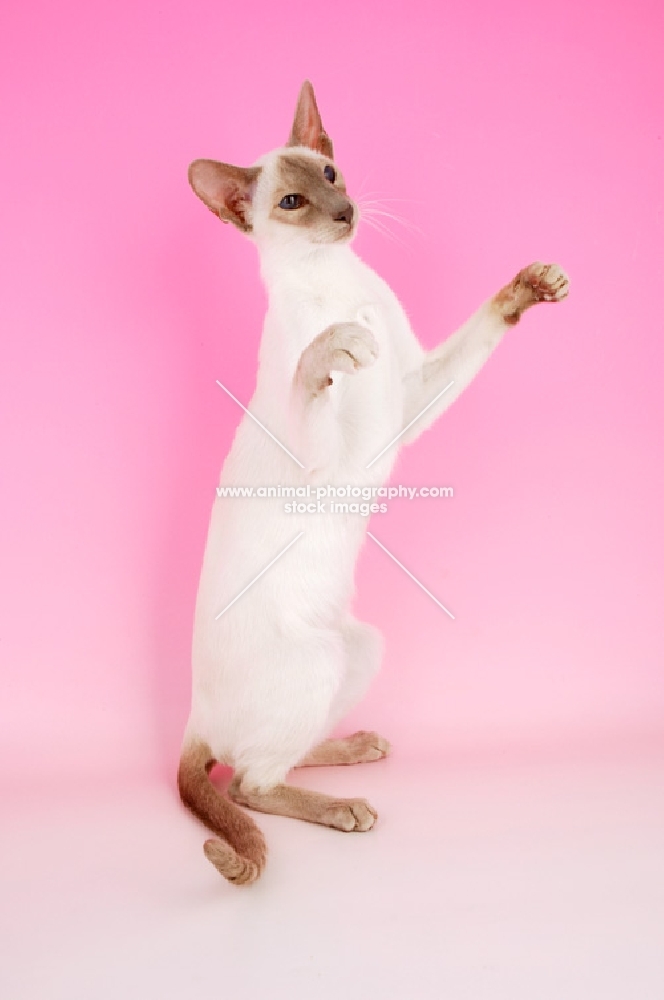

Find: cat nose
333;202;354;225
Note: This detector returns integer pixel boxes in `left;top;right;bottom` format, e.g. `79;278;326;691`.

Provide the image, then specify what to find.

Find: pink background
1;0;663;787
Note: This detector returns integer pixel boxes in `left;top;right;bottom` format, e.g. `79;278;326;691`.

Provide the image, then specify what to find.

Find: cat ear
188;159;261;232
287;80;334;159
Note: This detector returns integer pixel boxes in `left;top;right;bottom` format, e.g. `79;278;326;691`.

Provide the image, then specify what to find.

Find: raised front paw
520;262;569;302
296;321;379;396
494;261;569;325
325;321;379;373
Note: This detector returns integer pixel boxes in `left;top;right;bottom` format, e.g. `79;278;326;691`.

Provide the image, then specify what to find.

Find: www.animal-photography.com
2;2;663;998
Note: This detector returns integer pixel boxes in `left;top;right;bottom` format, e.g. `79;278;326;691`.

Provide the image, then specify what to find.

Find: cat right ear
188;159;261;232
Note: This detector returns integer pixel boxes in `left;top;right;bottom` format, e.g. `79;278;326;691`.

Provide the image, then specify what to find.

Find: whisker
358;195;426;206
355;172;379;202
360;213;410;250
361;214;397;241
360;206;425;238
356;192;426;241
359;206;422;248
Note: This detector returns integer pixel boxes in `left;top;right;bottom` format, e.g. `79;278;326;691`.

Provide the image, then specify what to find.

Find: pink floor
3;748;663;999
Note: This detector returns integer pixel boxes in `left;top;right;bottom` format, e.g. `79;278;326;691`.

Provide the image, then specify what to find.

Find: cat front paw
319;797;377;832
296;321;379;396
520;262;569;302
493;262;569;325
326;321;379;373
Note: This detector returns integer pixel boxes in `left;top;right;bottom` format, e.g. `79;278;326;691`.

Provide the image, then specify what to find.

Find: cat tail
178;740;267;885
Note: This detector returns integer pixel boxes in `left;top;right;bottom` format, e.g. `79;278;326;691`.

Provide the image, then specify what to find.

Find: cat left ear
287;80;334;159
188;159;261;232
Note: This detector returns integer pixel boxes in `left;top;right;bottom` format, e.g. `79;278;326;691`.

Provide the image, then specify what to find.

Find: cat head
188;82;357;250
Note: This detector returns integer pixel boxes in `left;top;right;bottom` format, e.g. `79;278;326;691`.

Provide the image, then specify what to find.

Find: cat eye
279;193;305;210
323;165;336;183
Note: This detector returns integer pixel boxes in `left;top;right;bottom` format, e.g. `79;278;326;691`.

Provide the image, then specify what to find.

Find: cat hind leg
227;622;384;827
298;617;391;767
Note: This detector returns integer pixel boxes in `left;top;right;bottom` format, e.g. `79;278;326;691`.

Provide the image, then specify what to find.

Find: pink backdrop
2;0;662;785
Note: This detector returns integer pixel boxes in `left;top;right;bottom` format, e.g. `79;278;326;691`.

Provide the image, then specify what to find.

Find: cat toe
349;730;391;762
523;262;569;301
322;798;377;832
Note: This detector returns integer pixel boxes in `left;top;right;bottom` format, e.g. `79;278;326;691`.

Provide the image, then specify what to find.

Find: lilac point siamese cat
178;81;569;884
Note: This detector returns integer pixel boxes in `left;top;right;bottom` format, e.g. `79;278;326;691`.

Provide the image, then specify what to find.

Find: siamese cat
178;81;569;884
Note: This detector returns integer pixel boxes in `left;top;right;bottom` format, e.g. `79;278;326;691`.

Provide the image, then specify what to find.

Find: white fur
183;145;512;792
